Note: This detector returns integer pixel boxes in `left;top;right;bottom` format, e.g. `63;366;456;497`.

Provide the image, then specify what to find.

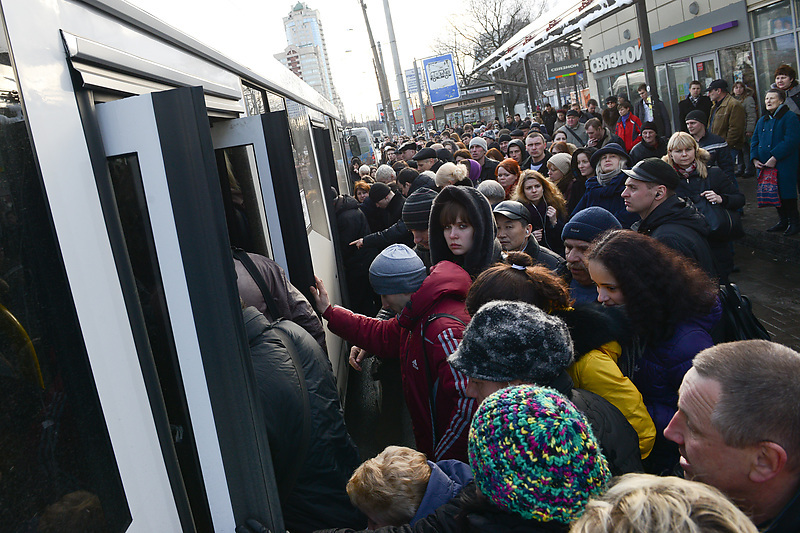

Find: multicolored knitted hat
468;385;611;524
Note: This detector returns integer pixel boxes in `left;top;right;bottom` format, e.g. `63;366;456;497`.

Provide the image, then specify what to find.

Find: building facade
274;2;345;119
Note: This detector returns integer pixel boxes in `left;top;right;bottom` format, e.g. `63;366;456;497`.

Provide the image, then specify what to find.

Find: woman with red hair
494;158;521;200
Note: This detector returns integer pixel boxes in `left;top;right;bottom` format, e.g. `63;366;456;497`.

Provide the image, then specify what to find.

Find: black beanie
685;110;708;126
402;188;438;230
368;182;391;203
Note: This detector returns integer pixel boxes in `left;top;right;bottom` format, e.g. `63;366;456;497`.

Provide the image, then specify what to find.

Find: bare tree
431;0;547;88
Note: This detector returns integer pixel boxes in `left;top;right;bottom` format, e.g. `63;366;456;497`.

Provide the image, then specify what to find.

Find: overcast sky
126;0;462;120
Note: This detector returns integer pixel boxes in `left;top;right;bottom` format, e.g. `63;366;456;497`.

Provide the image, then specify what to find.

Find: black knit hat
589;143;630;167
368;182;391;202
498;133;512;142
640;121;658;133
685;110;708;126
448;300;574;384
402;188;438;230
622;158;680;190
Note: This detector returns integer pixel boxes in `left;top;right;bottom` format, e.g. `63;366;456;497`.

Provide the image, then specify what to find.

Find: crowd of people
246;66;800;532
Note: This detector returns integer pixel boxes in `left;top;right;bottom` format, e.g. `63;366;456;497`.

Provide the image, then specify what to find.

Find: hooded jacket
244;308;365;532
560;304;656;459
632;300;721;434
571;172;640;229
429;185;502;278
323;261;475;461
520;235;570;280
411;460;473;526
632;194;716;277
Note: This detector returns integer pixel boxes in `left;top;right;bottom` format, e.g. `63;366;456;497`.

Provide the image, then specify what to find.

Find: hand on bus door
349;345;369;371
310;276;331;313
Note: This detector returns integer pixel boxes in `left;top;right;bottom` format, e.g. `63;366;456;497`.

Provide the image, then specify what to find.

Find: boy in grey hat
311;244;475;462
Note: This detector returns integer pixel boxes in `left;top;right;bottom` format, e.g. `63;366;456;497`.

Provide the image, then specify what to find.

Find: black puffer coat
244;308;365;533
632;194;716;278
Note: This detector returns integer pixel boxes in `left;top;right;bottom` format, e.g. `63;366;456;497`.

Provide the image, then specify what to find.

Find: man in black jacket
521;132;551;175
629;121;668;164
622;158;716;276
243;306;366;532
678;80;713;132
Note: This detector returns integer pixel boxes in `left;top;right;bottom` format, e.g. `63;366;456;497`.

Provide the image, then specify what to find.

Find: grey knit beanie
448;300;574;384
402;188;438;230
368;244;427;295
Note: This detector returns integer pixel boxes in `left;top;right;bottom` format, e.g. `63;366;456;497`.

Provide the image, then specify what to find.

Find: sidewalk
737;175;800;264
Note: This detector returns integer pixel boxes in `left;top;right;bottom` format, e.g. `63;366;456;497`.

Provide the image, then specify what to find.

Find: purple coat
632;301;721;433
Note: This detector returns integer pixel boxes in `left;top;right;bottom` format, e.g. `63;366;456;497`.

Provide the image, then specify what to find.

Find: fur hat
448;300;574;384
775;64;797;80
368;244;427;295
469;385;611;523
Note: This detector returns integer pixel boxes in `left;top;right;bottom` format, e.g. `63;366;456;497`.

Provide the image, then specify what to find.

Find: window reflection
286;101;330;239
0;16;129;532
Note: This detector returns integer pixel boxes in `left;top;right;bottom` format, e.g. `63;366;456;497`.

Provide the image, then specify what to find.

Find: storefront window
667;59;693;128
753;36;798;101
627;69;646;102
611;73;629;100
749;0;793;39
478;105;495;123
719;44;756;92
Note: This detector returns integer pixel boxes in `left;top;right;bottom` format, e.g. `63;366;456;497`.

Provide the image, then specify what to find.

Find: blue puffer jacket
411;460;473;525
632;300;722;434
571;172;639;228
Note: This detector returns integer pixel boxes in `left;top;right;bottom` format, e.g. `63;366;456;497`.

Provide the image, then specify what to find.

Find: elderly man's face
566;115;579;127
664;368;756;498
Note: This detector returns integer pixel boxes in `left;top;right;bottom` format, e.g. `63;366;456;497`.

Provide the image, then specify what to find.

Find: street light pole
358;0;395;133
382;0;412;135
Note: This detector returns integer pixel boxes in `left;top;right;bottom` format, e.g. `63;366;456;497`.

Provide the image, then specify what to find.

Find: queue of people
276;66;800;533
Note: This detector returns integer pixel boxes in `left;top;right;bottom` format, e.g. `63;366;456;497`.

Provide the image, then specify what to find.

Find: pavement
737;174;800;263
725;174;800;351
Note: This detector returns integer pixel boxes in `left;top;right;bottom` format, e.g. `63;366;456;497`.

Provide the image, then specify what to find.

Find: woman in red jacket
615;100;642;152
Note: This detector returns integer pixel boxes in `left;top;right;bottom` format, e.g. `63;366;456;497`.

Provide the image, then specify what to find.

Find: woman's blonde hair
346;446;432;526
513;170;567;216
435;161;468;187
570;473;759;533
664;131;711;178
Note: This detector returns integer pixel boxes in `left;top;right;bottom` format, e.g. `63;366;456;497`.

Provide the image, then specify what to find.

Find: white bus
0;0;355;530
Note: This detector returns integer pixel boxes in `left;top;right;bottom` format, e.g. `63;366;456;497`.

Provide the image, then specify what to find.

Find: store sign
590;44;643;73
546;59;584;80
443;96;495;110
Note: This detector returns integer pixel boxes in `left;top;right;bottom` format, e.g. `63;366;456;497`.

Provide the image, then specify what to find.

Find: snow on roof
475;0;635;74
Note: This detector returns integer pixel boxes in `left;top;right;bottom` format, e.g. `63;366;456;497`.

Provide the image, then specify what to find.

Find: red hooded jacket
323;261;474;461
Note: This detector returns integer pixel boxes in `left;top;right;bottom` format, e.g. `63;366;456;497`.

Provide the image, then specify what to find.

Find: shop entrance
693;53;720;88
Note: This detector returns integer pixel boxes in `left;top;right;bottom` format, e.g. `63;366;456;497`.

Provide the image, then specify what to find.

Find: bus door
93;86;282;532
209;111;349;389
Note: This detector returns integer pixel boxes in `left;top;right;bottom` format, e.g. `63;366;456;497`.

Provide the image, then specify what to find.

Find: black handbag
695;197;745;241
714;283;771;342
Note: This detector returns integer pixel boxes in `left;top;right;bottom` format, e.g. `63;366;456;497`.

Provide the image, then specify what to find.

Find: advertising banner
423;54;460;104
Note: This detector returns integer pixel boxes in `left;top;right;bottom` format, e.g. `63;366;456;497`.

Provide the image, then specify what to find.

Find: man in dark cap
399;141;418;162
561;207;622;304
412;147;439;173
621;158;716;276
707;79;746;154
492;200;568;278
498;133;512;156
678;80;713;132
629;121;667;164
556;109;588;146
685;110;735;180
366;182;405;233
510;128;525;141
